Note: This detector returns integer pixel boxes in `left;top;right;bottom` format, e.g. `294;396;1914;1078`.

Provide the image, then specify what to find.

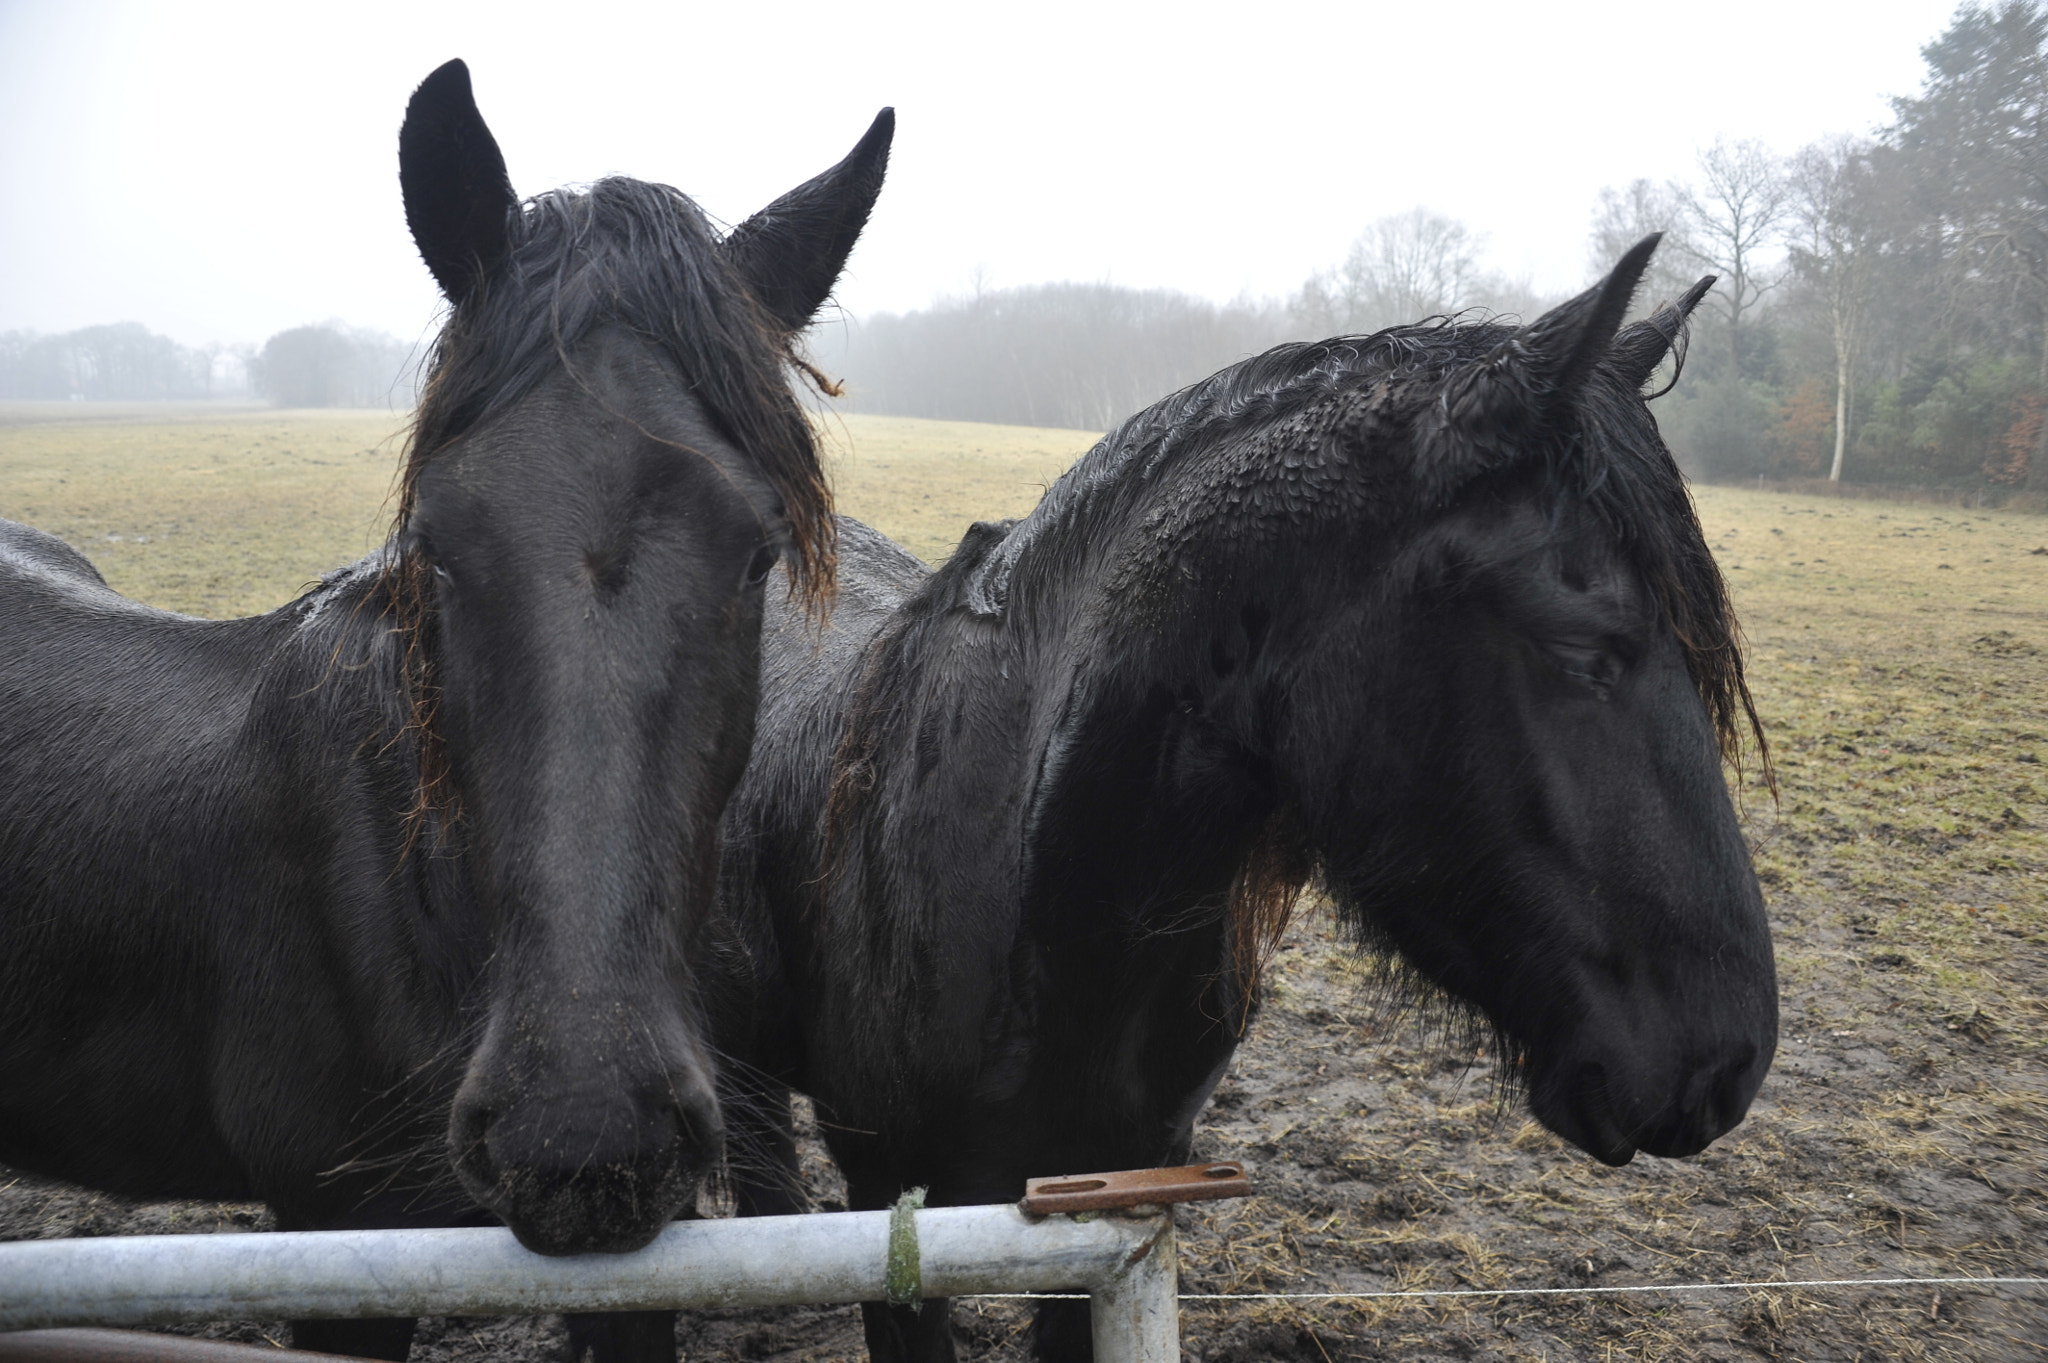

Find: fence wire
962;1273;2048;1302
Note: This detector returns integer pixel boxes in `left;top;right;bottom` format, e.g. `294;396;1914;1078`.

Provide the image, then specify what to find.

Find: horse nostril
446;1100;507;1208
1660;1049;1762;1155
450;1103;495;1160
670;1083;723;1160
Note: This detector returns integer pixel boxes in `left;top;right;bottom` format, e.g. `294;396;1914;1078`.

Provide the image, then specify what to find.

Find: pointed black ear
724;109;894;332
1608;274;1717;390
399;60;518;301
1416;235;1666;498
1517;233;1662;402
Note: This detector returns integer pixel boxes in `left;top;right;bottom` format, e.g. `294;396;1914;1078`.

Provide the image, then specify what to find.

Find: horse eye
431;562;452;583
743;542;781;587
1546;640;1618;693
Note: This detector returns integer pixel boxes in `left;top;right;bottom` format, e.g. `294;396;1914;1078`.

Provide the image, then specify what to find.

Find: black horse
0;60;889;1358
705;238;1777;1362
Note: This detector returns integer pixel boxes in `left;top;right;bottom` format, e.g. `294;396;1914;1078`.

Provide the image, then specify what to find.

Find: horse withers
709;237;1776;1362
0;60;889;1358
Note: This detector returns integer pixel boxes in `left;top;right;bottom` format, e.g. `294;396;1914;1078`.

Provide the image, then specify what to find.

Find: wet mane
967;317;1768;781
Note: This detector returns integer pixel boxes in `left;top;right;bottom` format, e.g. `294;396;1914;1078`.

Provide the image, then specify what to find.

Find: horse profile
0;59;889;1359
706;237;1776;1362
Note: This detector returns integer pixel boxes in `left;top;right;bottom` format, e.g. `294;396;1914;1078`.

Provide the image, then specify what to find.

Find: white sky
0;0;1964;351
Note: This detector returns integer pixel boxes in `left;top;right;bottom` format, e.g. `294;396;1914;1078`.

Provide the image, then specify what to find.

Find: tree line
246;324;417;408
11;4;2040;494
0;322;417;409
1600;0;2048;496
819;1;2048;497
807;210;1546;436
0;324;228;401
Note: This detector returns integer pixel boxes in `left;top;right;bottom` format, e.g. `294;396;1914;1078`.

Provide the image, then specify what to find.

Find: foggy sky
0;0;1963;351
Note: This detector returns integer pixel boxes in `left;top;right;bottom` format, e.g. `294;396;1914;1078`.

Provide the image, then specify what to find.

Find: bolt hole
1203;1164;1238;1179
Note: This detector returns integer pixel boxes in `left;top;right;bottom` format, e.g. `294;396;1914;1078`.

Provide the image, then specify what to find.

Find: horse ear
724;109;894;333
1516;233;1662;403
1608;275;1717;389
1418;235;1662;496
399;60;518;302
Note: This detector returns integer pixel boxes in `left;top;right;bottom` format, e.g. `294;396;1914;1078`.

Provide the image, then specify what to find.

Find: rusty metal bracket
1020;1162;1249;1216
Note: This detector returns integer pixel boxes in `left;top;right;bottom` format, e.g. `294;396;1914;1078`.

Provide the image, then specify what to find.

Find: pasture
1;404;2043;1361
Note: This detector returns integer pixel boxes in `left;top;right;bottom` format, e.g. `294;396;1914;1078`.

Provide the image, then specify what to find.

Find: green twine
885;1186;928;1309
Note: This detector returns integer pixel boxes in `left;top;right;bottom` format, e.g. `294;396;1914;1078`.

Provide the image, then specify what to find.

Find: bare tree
1787;138;1882;480
250;323;418;409
1306;208;1487;333
1675;138;1791;373
1589;179;1699;310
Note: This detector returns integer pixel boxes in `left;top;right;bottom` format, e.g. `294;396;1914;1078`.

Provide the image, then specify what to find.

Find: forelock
395;176;835;599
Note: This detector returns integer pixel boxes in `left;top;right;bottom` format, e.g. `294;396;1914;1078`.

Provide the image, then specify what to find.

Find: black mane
967;318;1767;777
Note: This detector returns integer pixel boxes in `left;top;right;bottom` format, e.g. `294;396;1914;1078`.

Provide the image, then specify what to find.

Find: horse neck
903;481;1299;971
248;553;472;906
255;553;485;1034
259;554;412;743
1033;606;1284;940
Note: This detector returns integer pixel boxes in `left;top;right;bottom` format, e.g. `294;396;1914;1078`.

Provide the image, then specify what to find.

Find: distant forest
0;322;417;410
818;1;2048;497
0;324;231;401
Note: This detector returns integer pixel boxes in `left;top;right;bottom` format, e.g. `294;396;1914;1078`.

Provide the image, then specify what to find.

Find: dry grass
814;412;1100;565
0;405;1099;616
0;402;407;617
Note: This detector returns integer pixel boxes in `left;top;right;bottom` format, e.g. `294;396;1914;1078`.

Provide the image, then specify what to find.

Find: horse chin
496;1155;700;1257
1589;1140;1638;1168
1527;1059;1641;1167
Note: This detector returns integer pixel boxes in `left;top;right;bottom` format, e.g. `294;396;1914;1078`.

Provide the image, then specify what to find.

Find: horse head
1259;239;1775;1165
391;60;887;1253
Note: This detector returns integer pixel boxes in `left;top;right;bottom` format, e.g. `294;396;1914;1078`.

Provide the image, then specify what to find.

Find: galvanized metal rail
0;1192;1204;1363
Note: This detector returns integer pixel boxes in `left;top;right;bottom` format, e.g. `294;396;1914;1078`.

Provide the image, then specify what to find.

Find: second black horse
705;237;1777;1361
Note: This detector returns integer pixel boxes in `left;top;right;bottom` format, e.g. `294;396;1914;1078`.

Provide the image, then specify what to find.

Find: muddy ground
4;893;2043;1363
2;484;2044;1360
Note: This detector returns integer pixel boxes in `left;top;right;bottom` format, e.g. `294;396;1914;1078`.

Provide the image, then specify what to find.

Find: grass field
2;404;2044;1360
0;403;409;618
0;404;1098;616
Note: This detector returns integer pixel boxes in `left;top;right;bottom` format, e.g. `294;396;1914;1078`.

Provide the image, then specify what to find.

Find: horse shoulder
0;557;427;1197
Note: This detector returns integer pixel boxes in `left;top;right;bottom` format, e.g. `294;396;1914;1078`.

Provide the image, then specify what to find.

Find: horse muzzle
450;1071;722;1255
1530;1035;1771;1168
